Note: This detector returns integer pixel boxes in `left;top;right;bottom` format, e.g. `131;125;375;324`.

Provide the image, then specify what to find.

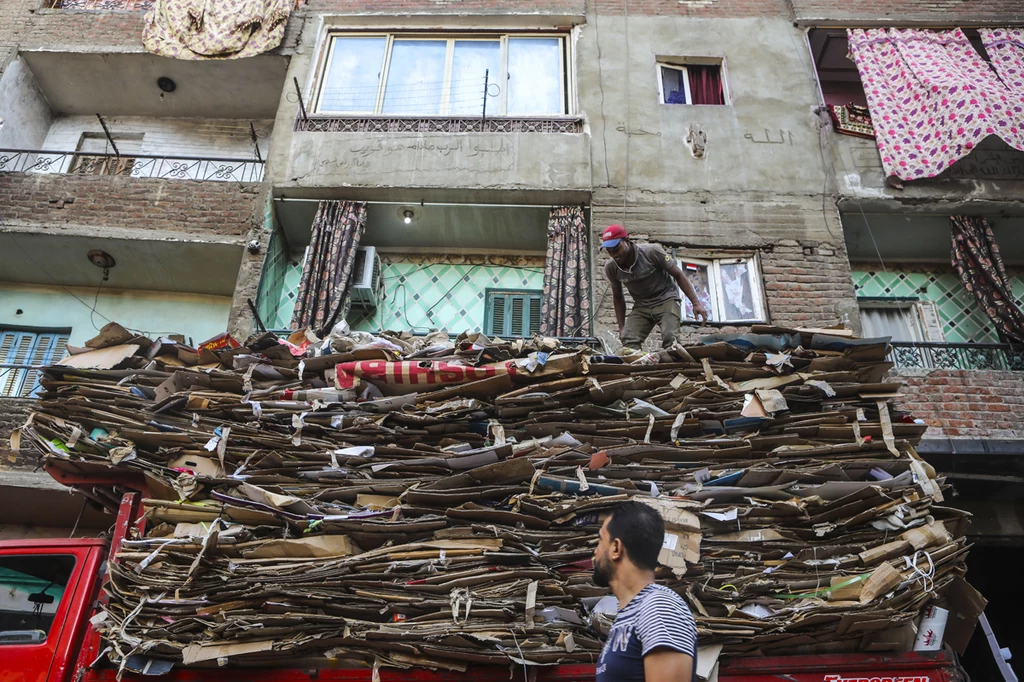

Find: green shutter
485;290;543;338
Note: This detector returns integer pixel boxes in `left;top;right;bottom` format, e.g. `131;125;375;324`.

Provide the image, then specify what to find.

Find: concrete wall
0;56;53;149
580;11;858;340
41;116;274;160
0;283;232;347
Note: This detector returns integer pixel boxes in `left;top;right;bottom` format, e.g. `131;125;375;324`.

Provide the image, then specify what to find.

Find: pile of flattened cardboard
16;322;984;677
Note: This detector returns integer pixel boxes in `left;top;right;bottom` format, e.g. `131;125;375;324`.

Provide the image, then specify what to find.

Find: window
0;555;76;645
69;133;143;176
678;257;765;323
485;290;542;337
315;34;569;116
1;329;69;398
657;61;726;105
858;299;944;343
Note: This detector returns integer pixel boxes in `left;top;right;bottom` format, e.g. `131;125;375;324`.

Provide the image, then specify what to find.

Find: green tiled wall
256;235;306;330
349;258;545;334
852;265;1024;343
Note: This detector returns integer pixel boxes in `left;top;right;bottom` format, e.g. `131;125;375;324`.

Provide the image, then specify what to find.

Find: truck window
0;555;77;645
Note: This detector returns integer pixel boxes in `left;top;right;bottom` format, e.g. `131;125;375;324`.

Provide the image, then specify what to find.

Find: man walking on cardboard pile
602;224;707;351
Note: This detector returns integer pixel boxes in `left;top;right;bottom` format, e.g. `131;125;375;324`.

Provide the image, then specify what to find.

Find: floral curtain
291;201;366;335
540;207;591;337
980;29;1024;94
950;215;1024;344
144;0;291;60
847;28;1024;182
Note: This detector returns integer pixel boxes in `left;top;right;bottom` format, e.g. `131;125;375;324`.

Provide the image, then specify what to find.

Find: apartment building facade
1;0;1022;561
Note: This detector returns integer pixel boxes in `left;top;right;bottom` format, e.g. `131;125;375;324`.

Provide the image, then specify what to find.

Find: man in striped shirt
593;501;698;682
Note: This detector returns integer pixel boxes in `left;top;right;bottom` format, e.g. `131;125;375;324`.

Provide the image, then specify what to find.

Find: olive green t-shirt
604;243;680;308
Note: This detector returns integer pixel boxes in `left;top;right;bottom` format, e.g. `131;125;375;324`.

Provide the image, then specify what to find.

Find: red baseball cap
601;224;628;248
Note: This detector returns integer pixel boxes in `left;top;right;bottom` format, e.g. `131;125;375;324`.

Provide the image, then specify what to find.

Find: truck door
0;550;85;682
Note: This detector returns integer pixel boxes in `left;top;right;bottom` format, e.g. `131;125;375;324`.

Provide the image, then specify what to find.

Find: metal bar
482;69;489;124
0;148;266;164
95;113;120;158
250;122;263;163
274;197;589;209
293;77;309;123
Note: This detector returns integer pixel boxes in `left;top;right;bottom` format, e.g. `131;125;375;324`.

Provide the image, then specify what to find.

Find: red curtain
687;65;724;105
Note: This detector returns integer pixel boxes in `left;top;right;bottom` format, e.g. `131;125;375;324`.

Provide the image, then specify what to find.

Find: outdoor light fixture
403;210;415;225
88;250;116;282
157;77;177;93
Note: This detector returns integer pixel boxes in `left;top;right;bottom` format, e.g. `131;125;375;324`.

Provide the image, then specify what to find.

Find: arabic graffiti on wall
312;136;517;175
744;128;794;145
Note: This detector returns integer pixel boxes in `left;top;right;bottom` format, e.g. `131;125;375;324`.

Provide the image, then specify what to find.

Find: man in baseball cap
602;224;707;350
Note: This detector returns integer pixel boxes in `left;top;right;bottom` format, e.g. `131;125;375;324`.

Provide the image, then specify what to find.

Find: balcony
0;148;264;183
42;0;152;8
888;342;1024;372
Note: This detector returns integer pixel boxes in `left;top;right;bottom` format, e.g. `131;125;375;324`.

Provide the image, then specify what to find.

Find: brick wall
761;239;858;328
895;370;1024;439
790;0;1024;24
19;9;143;51
304;0;586;13
0;397;33;467
0;173;264;238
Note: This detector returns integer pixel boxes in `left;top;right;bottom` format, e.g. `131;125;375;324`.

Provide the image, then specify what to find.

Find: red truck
1;492;965;682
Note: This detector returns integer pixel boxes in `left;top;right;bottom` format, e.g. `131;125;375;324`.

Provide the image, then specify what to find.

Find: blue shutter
1;330;70;398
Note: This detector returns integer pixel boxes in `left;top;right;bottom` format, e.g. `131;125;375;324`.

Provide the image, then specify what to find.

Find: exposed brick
894;369;1024;440
0;173;264;238
790;0;1024;24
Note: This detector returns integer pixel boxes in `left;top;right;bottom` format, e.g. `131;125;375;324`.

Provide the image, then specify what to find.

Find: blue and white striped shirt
596;584;698;682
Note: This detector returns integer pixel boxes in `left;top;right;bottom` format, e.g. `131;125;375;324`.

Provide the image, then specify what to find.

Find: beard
593;555;612;588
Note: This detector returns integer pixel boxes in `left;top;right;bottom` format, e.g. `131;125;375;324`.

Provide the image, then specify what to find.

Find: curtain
540;207;591;337
143;0;291;60
687;65;724;105
291;201;366;335
950;215;1024;344
980;29;1024;94
847;28;1024;182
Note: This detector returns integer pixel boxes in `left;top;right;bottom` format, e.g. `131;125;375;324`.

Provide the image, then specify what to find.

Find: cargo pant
620;299;681;350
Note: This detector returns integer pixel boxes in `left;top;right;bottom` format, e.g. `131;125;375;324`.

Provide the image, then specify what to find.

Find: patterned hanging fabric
847;28;1024;182
143;0;291;60
979;29;1024;94
950;215;1024;344
291;201;367;335
539;206;591;337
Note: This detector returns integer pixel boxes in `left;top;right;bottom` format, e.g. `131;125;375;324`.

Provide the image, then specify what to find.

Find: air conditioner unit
350;246;382;309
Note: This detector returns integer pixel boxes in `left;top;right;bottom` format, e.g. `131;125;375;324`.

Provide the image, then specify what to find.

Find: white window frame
313;32;570;117
655;58;729;106
656;63;692;105
677;255;766;324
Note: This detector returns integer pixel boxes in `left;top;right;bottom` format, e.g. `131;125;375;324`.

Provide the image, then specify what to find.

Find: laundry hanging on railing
143;0;291;60
950;215;1024;345
291;201;367;336
980;29;1024;95
847;28;1024;182
539;206;591;337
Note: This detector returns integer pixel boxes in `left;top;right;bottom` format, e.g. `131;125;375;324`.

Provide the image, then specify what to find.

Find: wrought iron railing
888;341;1024;371
43;0;153;9
293;114;586;134
0;149;264;183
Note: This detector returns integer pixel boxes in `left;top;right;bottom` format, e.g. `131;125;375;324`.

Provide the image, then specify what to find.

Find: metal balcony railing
888;341;1024;372
0;149;264;183
43;0;153;9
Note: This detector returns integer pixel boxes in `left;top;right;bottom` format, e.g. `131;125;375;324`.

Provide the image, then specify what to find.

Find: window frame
484;288;543;338
313;32;571;117
0;328;70;398
655;57;729;106
676;255;766;324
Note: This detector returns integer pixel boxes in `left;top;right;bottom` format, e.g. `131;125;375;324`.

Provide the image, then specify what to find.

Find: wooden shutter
915;302;946;343
510;297;525;336
486;291;542;337
528;296;542;336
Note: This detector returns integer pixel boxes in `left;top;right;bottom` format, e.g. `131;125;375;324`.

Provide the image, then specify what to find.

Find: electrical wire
622;0;631;224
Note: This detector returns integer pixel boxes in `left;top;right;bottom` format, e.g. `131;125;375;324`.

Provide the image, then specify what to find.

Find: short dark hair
605;501;665;571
